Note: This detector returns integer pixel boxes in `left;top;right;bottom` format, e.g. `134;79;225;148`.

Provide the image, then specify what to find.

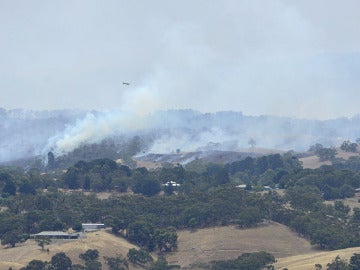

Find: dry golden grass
300;149;360;169
2;224;359;270
166;222;314;267
0;223;315;269
300;155;331;169
274;247;360;270
0;230;140;270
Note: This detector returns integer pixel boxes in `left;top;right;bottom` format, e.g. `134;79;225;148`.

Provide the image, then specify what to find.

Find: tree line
2;153;360;252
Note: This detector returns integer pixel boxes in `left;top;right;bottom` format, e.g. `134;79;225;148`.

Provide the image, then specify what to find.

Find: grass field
300;148;360;169
167;222;314;267
274;247;360;270
299;155;331;169
169;222;360;269
0;230;139;270
2;223;360;270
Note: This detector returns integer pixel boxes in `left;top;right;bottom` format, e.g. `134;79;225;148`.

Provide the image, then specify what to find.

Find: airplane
122;82;130;86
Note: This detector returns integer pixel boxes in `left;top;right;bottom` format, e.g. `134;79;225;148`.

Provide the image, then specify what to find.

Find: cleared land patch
300;149;360;169
300;155;331;169
167;222;314;267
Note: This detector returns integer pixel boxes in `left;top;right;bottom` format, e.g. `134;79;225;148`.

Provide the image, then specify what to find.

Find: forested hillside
2;152;360;256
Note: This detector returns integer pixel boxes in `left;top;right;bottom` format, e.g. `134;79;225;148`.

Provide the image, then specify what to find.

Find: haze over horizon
1;1;360;120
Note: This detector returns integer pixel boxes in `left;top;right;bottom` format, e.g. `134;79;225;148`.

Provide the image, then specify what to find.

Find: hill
0;230;140;270
167;222;314;268
2;108;360;166
135;148;284;167
274;247;360;270
1;220;359;270
300;148;360;169
0;222;314;270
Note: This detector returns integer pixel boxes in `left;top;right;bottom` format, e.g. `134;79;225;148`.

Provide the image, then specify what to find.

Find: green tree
316;147;337;161
350;253;360;270
1;231;27;248
62;167;81;189
34;194;53;211
83;176;91;190
80;249;100;262
339;184;355;198
212;251;275;270
2;179;16;196
18;180;36;195
309;143;324;152
326;256;349;270
214;167;230;185
340;141;358;153
47;151;56;169
49;252;72;270
35;237;51;251
236;207;263;228
164;183;175;196
154;227;178;252
110;209;135;234
104;255;129;270
188;217;197;229
72;265;85;270
127;248;153;266
127;221;155;250
334;201;350;219
133;178;161;197
352;208;360;223
311;226;347;250
72;223;83;232
84;260;102;270
20;259;46;270
286;185;323;211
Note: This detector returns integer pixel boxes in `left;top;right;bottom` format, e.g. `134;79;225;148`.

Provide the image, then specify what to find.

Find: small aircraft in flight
122;82;130;86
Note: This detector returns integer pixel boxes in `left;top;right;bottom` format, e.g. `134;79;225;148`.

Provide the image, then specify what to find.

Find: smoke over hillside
0;109;86;162
38;108;360;159
44;110;146;156
1;103;360;164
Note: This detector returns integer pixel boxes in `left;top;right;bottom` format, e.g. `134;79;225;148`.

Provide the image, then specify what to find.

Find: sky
1;0;360;120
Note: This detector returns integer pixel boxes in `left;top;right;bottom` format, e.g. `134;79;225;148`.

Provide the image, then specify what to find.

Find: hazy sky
1;0;360;119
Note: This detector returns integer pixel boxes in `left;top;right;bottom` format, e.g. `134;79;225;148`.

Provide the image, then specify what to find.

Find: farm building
82;223;105;231
31;231;79;239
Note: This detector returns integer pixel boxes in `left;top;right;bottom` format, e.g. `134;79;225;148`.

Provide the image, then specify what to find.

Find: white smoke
148;128;240;154
44;83;162;156
1;105;359;164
